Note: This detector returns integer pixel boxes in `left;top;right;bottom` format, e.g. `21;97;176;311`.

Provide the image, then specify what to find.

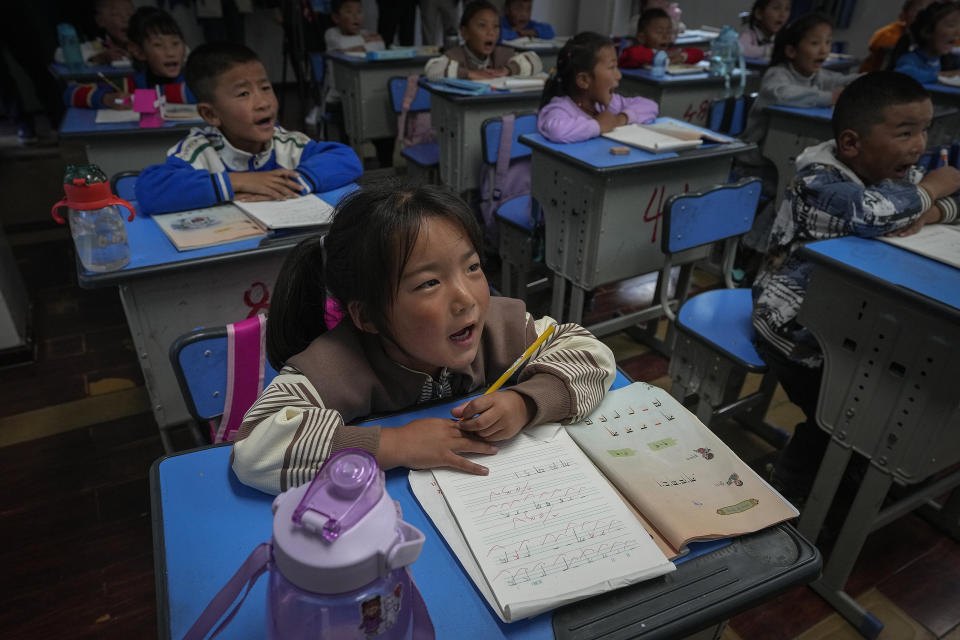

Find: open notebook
880;225;960;269
409;382;797;622
602;118;732;153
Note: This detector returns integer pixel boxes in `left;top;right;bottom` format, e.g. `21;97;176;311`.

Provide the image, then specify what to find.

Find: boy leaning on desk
751;71;960;507
135;43;362;216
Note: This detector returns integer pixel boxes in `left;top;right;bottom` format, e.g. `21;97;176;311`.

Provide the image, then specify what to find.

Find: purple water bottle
183;450;435;640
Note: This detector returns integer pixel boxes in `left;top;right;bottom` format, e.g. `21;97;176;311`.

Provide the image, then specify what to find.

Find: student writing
499;0;555;42
739;0;792;60
752;72;960;504
538;32;658;143
231;183;617;494
618;9;705;68
64;7;194;110
890;1;960;84
135;43;362;216
424;0;542;81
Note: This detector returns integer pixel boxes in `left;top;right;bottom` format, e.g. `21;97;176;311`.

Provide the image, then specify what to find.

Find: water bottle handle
51;199;69;225
107;196;136;222
182;542;272;640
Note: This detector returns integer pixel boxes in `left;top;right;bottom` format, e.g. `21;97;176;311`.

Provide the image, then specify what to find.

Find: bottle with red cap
51;164;135;272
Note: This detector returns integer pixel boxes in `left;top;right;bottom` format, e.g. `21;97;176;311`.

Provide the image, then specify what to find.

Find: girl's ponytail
539;31;615;108
266;235;330;370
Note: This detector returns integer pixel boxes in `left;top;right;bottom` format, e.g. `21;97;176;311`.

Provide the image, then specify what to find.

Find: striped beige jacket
423;45;542;81
231;297;616;494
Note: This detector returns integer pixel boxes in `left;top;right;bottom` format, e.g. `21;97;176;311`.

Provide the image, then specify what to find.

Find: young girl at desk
423;0;542;81
231;183;617;494
64;7;195;110
890;1;960;84
738;0;792;60
537;32;658;144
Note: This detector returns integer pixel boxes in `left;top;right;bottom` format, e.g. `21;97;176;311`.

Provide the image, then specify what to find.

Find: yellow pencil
483;324;557;395
98;72;123;93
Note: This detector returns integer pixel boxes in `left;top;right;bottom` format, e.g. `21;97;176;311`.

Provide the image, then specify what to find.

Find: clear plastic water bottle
57;23;85;73
652;50;668;78
709;26;745;93
51;164;134;273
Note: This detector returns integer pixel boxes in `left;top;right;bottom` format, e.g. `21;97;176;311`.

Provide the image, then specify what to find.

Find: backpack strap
182;542;272;640
492;113;515;205
216;314;267;443
397;74;420;145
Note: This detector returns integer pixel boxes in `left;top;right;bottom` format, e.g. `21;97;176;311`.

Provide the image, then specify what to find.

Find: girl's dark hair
266;182;485;369
460;0;498;28
770;12;833;67
745;0;774;30
888;1;960;71
126;6;183;46
540;31;615;108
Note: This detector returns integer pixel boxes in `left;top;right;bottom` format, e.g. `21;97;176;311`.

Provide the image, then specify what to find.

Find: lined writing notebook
94;109;141;124
233;194;335;230
412;423;674;622
880;225;960;269
602;123;703;153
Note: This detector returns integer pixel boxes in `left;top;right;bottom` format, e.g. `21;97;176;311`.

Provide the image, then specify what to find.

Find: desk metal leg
568;284;586;325
798;439;852;542
808;462;892;639
550;273;566;320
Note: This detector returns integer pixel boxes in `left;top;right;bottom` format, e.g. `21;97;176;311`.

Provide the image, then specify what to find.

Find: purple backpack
393;75;436;167
478;113;534;245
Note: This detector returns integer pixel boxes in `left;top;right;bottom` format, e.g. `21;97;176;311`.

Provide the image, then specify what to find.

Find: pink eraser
133;89;157;113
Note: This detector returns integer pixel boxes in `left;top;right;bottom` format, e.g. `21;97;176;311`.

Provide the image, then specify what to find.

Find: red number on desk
682;100;710;123
243;281;271;317
643;183;690;243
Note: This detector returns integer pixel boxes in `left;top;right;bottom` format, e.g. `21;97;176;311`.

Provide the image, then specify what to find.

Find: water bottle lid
271;450;425;594
52;164;134;223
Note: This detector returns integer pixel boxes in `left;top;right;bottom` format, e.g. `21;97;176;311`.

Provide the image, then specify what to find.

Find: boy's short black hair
331;0;360;13
770;12;833;67
637;8;671;34
460;0;498;28
503;0;531;8
185;42;262;104
126;7;182;46
833;71;930;139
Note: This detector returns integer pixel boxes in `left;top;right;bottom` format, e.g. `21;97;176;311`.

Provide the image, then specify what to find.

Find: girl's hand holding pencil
99;73;132;110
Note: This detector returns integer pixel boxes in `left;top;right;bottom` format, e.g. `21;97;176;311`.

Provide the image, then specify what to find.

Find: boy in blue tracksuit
499;0;555;41
136;42;362;216
752;71;960;505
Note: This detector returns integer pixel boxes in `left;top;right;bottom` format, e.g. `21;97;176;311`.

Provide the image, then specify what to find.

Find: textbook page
880;225;960;269
566;383;798;553
153;204;266;250
426;423;674;622
602;123;702;153
233;194;335;230
95;109;141;124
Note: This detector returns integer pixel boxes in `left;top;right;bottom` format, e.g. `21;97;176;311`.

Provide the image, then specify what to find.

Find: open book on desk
880;224;960;269
602;117;733;153
409;382;796;622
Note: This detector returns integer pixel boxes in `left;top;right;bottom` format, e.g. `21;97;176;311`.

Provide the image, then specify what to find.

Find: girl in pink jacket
537;32;659;144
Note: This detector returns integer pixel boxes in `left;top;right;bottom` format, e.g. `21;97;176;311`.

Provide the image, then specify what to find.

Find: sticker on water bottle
358;583;403;637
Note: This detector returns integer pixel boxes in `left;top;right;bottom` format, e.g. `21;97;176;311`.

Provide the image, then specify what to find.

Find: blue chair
480;112;545;300
658;178;788;446
110;170;139;202
707;93;756;137
388;75;439;184
169;317;279;451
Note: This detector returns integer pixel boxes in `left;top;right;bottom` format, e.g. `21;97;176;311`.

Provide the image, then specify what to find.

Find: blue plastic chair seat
401;142;438;168
676;288;767;371
495;195;533;231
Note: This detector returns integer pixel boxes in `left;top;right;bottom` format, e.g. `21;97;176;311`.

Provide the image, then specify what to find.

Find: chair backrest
169;315;280;443
311;52;324;85
388;75;431;113
480;112;538;164
661;178;762;256
111;170;140;202
707;93;755;137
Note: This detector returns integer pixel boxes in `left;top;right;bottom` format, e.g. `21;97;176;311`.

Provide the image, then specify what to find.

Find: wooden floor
2;118;959;640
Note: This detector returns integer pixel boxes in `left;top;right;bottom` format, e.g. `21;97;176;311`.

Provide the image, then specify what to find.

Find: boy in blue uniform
752;71;960;504
136;43;362;216
65;7;194;110
499;0;555;41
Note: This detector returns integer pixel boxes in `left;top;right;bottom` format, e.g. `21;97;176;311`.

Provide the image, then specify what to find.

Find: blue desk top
326;51;436;67
78;184;359;287
924;81;960;97
765;104;834;121
419;78;545;103
520;118;750;171
49;62;132;81
59;107;200;137
619;67;754;86
803;236;960;312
